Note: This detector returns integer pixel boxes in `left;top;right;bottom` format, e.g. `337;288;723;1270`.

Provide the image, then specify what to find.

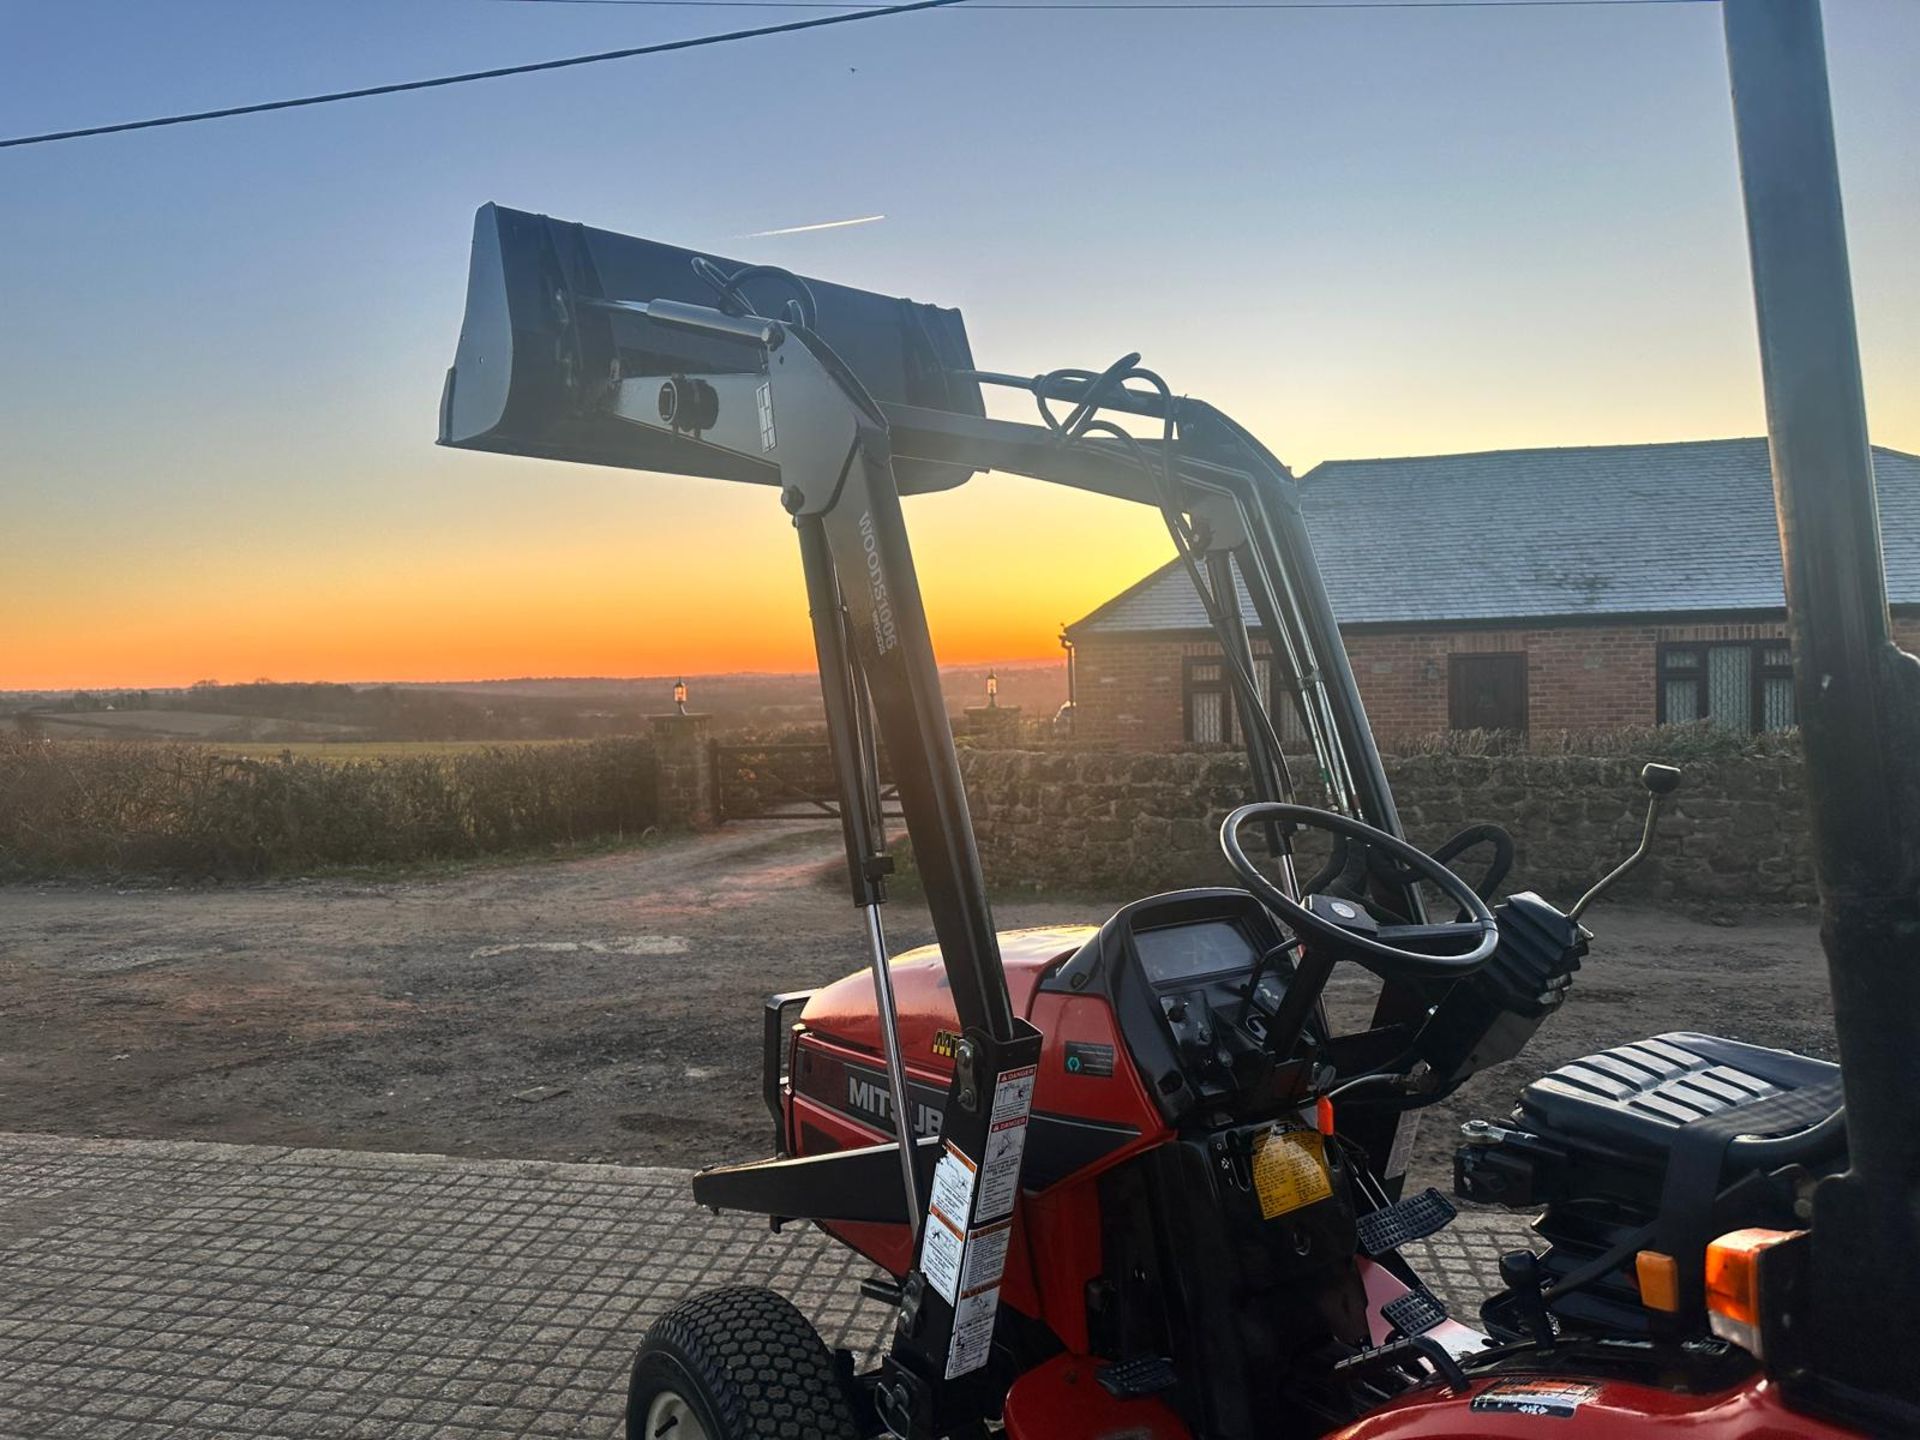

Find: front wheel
626;1286;863;1440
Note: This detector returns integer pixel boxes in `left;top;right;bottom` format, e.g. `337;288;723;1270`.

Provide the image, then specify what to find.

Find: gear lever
1498;1250;1559;1351
1569;764;1682;921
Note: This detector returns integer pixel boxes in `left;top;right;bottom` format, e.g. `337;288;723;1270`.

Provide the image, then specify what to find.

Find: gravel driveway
0;824;1835;1184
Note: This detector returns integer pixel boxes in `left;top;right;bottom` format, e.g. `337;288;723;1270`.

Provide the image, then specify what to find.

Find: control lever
1497;1250;1558;1351
1568;763;1681;921
1162;992;1227;1079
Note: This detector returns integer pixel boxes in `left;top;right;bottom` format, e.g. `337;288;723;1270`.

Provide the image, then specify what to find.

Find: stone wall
946;746;1816;907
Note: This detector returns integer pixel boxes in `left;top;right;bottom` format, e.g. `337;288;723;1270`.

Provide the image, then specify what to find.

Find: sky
2;0;1916;691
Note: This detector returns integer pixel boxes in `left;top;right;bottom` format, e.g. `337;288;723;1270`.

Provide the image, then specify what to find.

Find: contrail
741;214;887;238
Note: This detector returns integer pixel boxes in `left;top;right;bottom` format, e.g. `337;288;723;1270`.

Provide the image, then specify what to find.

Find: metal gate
709;741;902;822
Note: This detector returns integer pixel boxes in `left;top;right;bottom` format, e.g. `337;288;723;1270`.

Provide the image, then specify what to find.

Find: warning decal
975;1065;1036;1223
944;1285;1001;1379
990;1065;1036;1126
1253;1127;1333;1220
918;1064;1037;1380
1470;1379;1603;1418
919;1206;963;1306
918;1145;977;1306
756;381;777;452
1385;1111;1420;1181
959;1219;1013;1294
928;1142;977;1223
976;1120;1029;1223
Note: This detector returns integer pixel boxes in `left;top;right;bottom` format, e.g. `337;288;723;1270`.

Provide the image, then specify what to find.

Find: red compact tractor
439;3;1919;1434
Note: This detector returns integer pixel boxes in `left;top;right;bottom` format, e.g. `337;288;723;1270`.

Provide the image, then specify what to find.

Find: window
1448;653;1528;733
1658;641;1795;733
1185;658;1232;744
1183;654;1305;746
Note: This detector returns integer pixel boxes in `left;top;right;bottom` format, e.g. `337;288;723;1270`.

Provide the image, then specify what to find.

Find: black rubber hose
1035;354;1142;437
691;257;820;331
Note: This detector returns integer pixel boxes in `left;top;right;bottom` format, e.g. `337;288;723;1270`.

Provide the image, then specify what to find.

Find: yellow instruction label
1253;1127;1332;1220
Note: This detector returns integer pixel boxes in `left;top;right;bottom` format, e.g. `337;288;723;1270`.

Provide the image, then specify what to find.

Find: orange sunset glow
4;0;1915;694
2;465;1177;691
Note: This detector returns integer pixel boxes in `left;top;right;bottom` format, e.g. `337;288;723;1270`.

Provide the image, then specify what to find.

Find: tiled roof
1069;438;1920;633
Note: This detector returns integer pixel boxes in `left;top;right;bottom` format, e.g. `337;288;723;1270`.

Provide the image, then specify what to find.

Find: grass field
35;710;362;743
1;734;659;877
211;739;584;762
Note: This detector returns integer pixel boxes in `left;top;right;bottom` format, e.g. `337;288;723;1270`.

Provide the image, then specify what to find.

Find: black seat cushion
1517;1031;1838;1157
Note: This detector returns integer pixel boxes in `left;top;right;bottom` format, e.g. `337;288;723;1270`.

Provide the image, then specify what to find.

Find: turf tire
626;1285;863;1440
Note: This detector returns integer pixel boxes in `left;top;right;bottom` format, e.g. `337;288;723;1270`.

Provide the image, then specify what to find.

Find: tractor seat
1516;1031;1840;1160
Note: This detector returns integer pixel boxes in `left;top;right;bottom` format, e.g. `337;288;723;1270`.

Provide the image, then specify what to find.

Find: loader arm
483;294;1052;1430
592;301;1021;1046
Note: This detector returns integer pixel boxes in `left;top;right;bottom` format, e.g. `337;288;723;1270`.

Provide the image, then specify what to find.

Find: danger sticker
975;1119;1030;1223
1253;1127;1332;1220
990;1065;1037;1126
975;1067;1036;1222
1470;1379;1604;1417
944;1285;1000;1379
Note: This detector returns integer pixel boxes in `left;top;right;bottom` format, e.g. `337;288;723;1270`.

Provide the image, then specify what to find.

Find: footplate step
1356;1186;1456;1256
1381;1287;1449;1337
1096;1355;1178;1399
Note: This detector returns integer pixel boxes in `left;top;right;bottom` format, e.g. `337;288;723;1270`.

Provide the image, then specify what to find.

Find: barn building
1064;438;1920;746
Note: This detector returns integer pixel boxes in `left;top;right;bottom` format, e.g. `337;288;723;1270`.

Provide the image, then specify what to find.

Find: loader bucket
437;203;982;491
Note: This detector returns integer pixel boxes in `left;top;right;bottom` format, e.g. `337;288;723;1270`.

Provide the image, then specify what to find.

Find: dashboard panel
1040;888;1317;1125
1133;919;1260;987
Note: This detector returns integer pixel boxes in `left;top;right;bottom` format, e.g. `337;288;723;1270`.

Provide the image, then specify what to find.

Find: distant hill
4;663;1069;741
32;710;365;743
402;664;1067;719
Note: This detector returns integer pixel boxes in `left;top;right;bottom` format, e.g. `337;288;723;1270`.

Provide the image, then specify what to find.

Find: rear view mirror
438;204;984;491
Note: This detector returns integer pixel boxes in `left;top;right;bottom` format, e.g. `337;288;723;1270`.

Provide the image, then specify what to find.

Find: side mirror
1568;764;1683;921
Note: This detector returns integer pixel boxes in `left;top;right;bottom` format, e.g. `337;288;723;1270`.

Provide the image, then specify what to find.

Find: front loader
436;4;1918;1434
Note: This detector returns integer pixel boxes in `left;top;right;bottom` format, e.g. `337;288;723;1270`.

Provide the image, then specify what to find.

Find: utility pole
1724;0;1920;1422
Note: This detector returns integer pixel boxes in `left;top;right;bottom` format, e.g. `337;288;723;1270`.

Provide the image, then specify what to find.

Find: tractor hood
800;926;1096;1069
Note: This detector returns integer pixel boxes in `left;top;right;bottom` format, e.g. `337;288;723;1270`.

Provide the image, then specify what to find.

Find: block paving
0;1134;1532;1438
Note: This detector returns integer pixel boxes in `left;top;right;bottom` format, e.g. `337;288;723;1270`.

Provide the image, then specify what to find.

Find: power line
0;0;972;152
479;0;1711;7
2;0;1718;153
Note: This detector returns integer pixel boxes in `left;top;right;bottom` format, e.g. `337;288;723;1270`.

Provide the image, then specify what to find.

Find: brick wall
1072;636;1189;745
1343;620;1797;737
1072;616;1920;746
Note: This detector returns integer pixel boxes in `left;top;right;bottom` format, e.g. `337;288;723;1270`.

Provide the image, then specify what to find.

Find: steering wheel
1221;803;1500;981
